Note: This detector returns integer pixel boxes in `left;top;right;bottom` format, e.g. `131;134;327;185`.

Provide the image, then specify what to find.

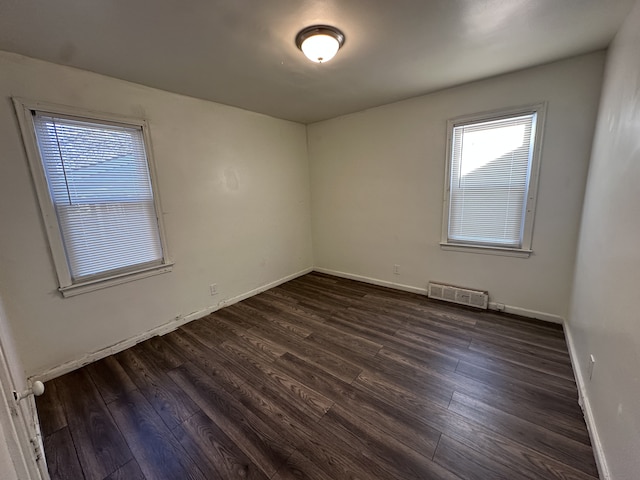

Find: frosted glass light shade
300;34;340;63
296;26;345;64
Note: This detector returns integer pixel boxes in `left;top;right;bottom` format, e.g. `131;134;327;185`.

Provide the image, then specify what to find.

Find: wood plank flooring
36;272;598;480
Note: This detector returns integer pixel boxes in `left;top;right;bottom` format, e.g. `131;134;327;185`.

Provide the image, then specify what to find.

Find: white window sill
59;262;174;297
440;242;532;258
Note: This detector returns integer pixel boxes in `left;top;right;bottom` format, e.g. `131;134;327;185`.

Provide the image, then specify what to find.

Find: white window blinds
32;113;164;281
448;113;537;248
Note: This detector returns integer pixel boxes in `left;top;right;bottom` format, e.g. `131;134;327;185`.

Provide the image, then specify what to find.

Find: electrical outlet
393;264;400;275
588;354;595;381
209;283;218;296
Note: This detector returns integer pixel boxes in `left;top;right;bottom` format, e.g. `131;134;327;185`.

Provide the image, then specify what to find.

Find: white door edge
0;297;49;480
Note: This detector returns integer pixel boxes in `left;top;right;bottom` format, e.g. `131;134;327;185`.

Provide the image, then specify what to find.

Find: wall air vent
427;282;488;309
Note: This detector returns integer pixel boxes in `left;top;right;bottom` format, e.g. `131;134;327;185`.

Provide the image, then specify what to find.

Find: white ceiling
0;0;634;123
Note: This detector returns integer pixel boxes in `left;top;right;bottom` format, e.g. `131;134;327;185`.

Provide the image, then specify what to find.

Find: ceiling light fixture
295;25;345;64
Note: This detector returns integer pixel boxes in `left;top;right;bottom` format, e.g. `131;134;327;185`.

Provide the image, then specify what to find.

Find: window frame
13;98;173;297
440;103;546;258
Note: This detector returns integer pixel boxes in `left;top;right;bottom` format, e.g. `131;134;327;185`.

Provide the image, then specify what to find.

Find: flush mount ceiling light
295;25;345;64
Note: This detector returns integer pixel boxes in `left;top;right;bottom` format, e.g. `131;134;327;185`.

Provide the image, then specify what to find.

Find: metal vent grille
427;282;488;309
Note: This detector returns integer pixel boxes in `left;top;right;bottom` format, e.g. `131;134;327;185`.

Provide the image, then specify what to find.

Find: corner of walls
303;123;316;268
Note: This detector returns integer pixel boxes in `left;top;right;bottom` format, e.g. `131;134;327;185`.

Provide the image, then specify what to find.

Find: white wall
567;1;640;478
308;52;605;320
0;51;313;377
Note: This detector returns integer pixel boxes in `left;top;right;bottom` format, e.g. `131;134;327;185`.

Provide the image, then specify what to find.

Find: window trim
13;98;173;297
440;103;546;257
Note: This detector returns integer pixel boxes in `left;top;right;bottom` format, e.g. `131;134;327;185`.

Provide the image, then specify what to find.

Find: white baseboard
32;267;313;383
487;302;564;324
220;267;313;309
314;268;564;325
313;267;428;295
563;323;610;480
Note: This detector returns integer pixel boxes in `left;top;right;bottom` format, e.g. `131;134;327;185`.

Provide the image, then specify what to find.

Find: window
14;99;172;296
441;104;545;257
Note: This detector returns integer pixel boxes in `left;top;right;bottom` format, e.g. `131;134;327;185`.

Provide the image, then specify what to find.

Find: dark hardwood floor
36;272;598;480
